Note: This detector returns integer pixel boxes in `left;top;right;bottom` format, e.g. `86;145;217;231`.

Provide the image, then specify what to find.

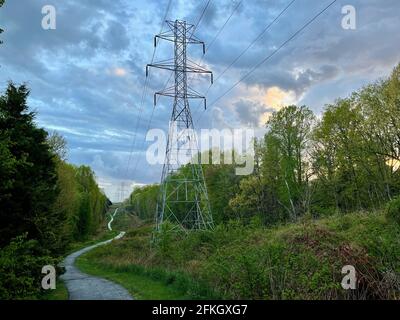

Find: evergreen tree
0;83;60;251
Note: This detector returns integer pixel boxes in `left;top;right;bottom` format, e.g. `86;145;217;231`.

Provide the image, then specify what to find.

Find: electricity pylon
114;182;126;203
146;20;214;232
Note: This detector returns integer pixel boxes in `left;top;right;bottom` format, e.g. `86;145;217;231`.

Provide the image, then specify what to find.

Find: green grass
42;279;68;300
73;210;400;300
67;230;119;254
66;205;122;254
76;255;189;300
74;206;195;300
67;205;134;255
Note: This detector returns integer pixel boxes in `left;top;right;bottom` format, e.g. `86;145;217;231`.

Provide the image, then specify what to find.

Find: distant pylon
146;20;214;232
115;182;126;203
120;182;126;203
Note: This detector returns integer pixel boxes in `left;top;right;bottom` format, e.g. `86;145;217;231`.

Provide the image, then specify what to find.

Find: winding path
108;208;119;231
60;210;133;300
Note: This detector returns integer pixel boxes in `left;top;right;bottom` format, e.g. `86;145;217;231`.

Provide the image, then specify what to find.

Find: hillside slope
77;210;400;300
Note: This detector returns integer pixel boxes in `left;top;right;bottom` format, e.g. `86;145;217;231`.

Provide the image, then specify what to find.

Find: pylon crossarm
188;94;206;100
188;39;206;54
185;62;212;74
157;85;175;94
155;85;205;101
146;63;175;75
155;34;175;46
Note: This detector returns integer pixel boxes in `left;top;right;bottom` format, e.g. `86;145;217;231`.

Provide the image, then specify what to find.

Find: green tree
204;150;243;223
0;234;57;300
47;131;68;161
73;165;108;239
312;98;364;212
230;106;315;223
265;105;316;219
311;69;400;214
0;83;61;251
130;184;159;222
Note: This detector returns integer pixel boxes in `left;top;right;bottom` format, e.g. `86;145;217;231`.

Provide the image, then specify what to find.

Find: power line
207;0;242;52
196;0;337;123
188;0;242;84
130;0;213;178
214;0;296;85
151;0;212;108
151;0;213;112
189;0;243;119
123;0;173;181
191;0;296;121
191;0;212;36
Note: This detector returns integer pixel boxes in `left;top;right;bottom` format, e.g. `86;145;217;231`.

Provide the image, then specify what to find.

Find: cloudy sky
1;0;399;202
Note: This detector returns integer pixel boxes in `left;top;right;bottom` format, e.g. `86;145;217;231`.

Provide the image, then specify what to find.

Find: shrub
386;196;400;225
0;234;58;300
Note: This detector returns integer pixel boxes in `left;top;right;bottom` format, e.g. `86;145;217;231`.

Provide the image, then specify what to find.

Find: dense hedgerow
0;234;59;300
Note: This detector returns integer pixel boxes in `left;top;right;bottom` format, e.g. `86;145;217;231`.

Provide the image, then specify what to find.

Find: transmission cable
130;0;213;177
195;0;337;124
123;0;172;183
192;0;296;121
207;0;337;111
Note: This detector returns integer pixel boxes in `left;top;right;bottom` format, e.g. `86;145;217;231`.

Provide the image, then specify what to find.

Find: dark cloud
245;64;340;98
103;20;130;52
232;99;275;127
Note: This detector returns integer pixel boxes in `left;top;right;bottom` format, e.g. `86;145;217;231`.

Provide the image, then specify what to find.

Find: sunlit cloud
112;67;128;77
232;85;297;126
259;86;297;125
263;86;296;109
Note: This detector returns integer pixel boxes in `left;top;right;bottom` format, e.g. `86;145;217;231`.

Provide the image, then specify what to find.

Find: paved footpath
60;232;133;300
108;208;119;231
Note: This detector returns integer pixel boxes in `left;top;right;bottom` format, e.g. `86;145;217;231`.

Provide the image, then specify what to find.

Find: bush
0;234;58;300
386;196;400;225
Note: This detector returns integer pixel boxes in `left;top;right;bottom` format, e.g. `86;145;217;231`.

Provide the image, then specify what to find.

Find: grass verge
67;230;119;254
43;278;68;300
73;210;400;300
76;254;196;300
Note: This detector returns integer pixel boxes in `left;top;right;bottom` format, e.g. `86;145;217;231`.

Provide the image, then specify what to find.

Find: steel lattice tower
146;20;214;232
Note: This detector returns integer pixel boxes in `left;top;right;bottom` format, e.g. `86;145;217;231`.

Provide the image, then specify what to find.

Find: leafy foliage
82;211;400;299
129;184;159;222
0;83;109;299
118;64;400;300
228;65;400;224
0;234;58;300
387;196;400;225
0;83;60;251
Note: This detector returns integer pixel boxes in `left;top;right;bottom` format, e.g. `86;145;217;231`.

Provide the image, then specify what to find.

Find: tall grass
78;211;400;300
